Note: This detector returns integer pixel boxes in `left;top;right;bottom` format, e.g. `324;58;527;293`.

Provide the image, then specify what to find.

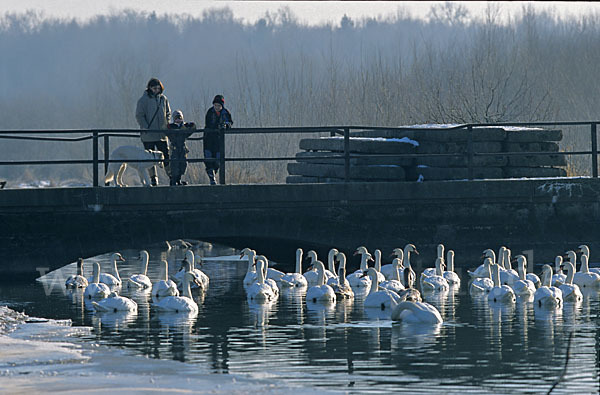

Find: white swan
256;255;280;298
65;258;88;289
155;270;199;313
579;244;600;275
152;259;180;299
443;250;460;286
324;248;339;285
397;266;422;302
559;260;583;303
87;252;125;287
511;255;536;298
533;264;563;308
346;247;373;290
186;250;209;288
380;258;406;294
306;260;336;304
84;262;110;299
422;244;445;278
551;256;567;287
572;251;600;289
487;263;516;304
499;248;519;287
127;250;152;289
241;247;258;288
421;257;449;293
371;249;388;283
469;258;494;294
246;257;277;303
469;247;502;279
382;247;403;280
279;248;309;289
303;250;320;287
92;291;137;313
391;299;442;324
331;252;354;299
363;267;402;310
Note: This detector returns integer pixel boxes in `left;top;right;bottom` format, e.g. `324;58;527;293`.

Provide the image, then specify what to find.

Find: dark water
1;243;600;394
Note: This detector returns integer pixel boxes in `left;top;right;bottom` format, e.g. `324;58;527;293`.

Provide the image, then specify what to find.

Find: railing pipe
344;128;350;182
592;123;598;178
467;126;474;180
92;131;99;187
219;129;226;185
103;134;110;182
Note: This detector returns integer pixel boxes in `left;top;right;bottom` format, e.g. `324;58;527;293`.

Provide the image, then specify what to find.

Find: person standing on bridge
167;110;196;186
203;94;233;185
135;78;171;186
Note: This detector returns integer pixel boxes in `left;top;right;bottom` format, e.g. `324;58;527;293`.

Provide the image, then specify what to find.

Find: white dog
104;145;164;187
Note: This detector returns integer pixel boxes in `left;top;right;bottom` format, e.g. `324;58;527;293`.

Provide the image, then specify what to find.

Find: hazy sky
2;1;599;26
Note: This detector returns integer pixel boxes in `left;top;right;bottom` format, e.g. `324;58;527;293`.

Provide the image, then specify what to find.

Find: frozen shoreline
0;312;327;394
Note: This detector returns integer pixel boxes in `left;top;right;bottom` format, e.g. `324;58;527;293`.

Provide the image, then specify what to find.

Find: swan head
76;258;85;275
112;252;125;263
541;264;553;284
404;244;418;255
565;250;577;264
435;257;445;275
437;244;445;258
446;250;454;271
139;250;149;261
240;247;256;259
328;248;339;260
578;244;590;258
181;258;192;272
335;252;347;268
482;249;495;261
305;250;318;263
184;271;201;287
392;257;403;269
555;255;563;270
354;246;369;256
390;248;404;260
514;255;526;269
360;267;378;280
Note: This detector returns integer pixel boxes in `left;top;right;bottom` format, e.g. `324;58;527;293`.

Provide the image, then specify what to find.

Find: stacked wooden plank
286;126;566;183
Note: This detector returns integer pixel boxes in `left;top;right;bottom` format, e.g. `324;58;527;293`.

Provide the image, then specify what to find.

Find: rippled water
1;243;600;393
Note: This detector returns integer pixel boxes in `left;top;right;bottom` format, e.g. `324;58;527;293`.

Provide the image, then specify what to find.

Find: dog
104;145;164;187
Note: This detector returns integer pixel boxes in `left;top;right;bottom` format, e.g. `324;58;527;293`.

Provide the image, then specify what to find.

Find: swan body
534;264;563;308
65;258;88;289
487;263;516;303
331;253;354;299
511;255;536;298
306;260;336;303
324;248;339;284
469;248;500;279
423;244;445;278
346;247;373;290
391;300;442;324
571;251;600;289
256;256;280;298
363;268;402;310
551;256;567;287
579;244;600;276
84;262;110;299
246;257;278;303
241;248;258;287
92;291;137;313
379;258;405;294
280;248;309;289
382;247;403;280
559;260;583;303
87;252;125;287
152;260;180;299
128;250;152;289
397;265;422;302
155;271;199;313
443;250;461;286
421;257;449;292
499;248;519;286
303;250;320;287
469;258;494;294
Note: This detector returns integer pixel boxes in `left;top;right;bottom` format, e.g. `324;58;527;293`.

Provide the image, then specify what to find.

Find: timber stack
286;126;566;183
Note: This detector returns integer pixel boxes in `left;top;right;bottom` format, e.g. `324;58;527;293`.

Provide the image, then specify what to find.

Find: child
166;110;196;186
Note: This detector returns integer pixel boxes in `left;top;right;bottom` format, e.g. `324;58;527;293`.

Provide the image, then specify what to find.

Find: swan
533;264;563;308
511;255;536;298
279;248;309;289
397;265;422;302
443;250;461;286
256;255;280;298
127;250;152;289
469;258;494;294
499;248;519;287
246;257;278;303
65;258;88;289
391;299;443;324
397;244;419;284
92;291;138;313
469;247;502;279
382;247;403;280
240;247;258;287
306;260;336;304
487;263;516;303
363;267;402;310
371;249;388;283
324;248;339;285
173;251;209;289
551;256;567;287
423;244;445;278
331;252;354;299
87;252;125;287
84;262;110;299
303;250;320;287
380;258;406;294
152;259;180;299
346;247;373;290
579;244;600;275
559;260;583;303
421;257;449;293
155;270;200;313
572;251;600;289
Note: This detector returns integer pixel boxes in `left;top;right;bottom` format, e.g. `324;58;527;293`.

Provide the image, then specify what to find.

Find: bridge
1;122;600;280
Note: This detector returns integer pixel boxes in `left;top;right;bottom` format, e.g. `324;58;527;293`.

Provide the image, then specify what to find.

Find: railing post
467;126;474;180
92;131;99;187
103;134;110;185
592;123;598;178
344;128;350;182
219;128;226;185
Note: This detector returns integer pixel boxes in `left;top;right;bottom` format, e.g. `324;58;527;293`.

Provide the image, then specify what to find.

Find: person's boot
207;170;217;185
149;166;159;186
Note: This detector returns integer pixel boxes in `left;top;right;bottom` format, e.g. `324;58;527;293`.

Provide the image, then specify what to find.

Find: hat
212;95;225;106
173;110;183;120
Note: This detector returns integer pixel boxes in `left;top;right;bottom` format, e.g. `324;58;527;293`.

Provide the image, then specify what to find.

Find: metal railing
0;121;597;186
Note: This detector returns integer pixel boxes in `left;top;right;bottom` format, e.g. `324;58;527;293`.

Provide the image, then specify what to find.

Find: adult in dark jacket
167;110;196;186
204;94;233;185
135;78;171;186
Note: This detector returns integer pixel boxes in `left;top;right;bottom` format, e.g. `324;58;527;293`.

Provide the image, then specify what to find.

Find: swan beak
413;249;420;255
353;251;359;256
118;255;125;261
193;278;202;287
360;271;369;278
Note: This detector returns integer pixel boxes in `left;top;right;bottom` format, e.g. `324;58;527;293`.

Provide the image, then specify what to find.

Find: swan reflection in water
391;321;442;351
92;310;137;332
247;300;277;327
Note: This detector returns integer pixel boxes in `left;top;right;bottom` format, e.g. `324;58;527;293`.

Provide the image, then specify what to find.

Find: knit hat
212;95;225;106
173;110;183;120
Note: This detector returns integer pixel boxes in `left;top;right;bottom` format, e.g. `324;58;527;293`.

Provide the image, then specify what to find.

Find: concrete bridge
1;177;598;281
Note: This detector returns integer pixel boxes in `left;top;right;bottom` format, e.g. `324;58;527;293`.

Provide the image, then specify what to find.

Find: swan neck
492;265;500;287
183;275;193;298
256;260;266;284
161;261;169;281
141;254;149;276
543;268;553;287
93;263;100;283
369;271;378;295
317;262;325;286
581;256;589;273
112;258;121;281
566;263;575;284
447;253;454;272
517;261;525;280
435;259;443;276
360;255;369;271
295;251;302;274
374;250;381;271
328;250;336;273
